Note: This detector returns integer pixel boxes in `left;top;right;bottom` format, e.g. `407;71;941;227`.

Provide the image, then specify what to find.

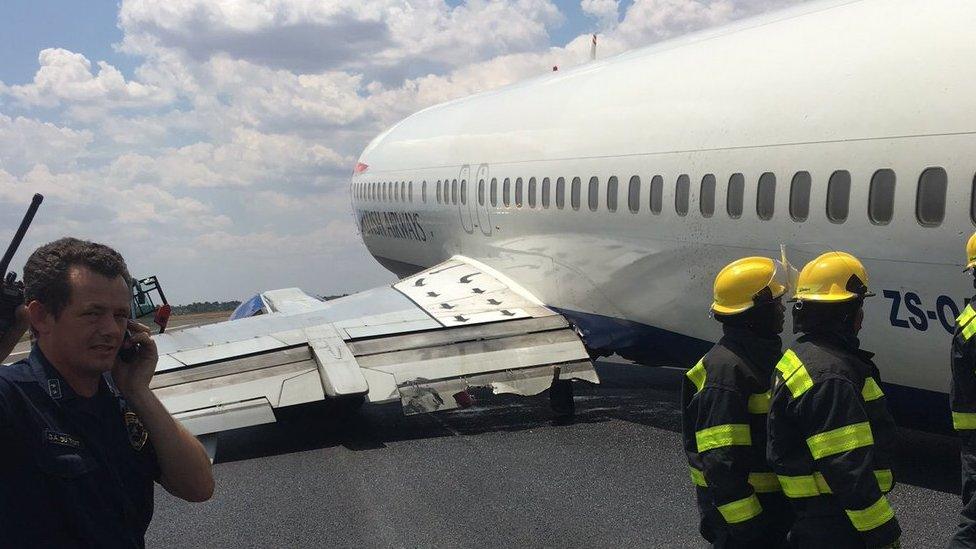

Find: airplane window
650;175;663;214
675;174;690;217
789;172;811;222
397;181;402;202
461;179;467;205
588;177;599;211
503;178;511;206
515;177;524;207
556;177;566;209
628;175;641;213
571;177;582;210
542;177;551;209
436;181;442;204
757;172;776;220
422;181;427;203
700;174;716;218
409;181;413;203
607;176;618;212
827;170;851;223
528;177;537;208
491;178;498;207
382;182;387;201
868;169;896;225
727;173;744;218
478;179;485;206
452;179;458;205
917;167;948;227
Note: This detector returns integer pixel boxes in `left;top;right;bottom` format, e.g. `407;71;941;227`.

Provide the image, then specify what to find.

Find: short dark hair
24;237;131;317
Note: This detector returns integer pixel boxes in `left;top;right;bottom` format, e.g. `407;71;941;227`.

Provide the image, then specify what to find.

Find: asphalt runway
147;361;961;549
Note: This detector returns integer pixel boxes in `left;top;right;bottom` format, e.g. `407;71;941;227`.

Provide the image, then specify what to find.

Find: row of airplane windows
353;167;958;227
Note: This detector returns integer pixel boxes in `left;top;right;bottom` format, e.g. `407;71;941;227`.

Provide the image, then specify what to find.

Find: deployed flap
393;258;551;326
304;324;368;396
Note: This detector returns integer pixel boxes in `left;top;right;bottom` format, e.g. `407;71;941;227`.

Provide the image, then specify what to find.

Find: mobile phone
118;329;140;362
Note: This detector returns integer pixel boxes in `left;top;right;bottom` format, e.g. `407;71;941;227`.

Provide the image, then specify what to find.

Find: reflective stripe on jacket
767;332;901;547
681;325;788;542
951;301;976;431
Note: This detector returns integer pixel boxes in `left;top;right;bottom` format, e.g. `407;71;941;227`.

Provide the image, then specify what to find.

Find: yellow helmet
711;257;788;315
965;232;976;271
793;251;873;303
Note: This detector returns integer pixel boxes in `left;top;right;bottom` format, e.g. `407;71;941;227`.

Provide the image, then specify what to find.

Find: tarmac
146;360;961;548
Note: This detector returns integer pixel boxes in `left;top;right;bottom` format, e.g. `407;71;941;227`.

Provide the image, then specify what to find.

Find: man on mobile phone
0;237;214;548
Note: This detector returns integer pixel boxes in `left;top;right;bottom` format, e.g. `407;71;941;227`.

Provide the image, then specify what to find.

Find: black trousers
948;437;976;548
788;514;865;549
701;508;790;549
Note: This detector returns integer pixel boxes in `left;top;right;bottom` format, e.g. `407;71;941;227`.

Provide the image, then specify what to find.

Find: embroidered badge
44;429;81;448
47;379;62;400
124;411;148;451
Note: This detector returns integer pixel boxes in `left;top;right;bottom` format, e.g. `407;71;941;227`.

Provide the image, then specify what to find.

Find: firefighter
948;232;976;548
767;251;900;548
681;256;793;548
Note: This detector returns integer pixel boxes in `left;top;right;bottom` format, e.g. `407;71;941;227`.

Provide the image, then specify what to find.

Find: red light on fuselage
354;162;369;174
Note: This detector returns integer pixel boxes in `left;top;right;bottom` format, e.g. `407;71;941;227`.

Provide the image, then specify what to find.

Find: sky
0;0;804;304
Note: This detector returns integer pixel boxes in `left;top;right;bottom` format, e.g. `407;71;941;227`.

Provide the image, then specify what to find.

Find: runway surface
147;361;961;548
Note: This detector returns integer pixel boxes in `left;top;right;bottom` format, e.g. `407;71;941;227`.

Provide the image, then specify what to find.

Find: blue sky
1;1;134;84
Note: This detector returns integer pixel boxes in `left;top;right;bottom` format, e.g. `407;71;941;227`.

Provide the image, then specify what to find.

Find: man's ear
26;301;53;337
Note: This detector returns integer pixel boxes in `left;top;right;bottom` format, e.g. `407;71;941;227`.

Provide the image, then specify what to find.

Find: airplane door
475;164;492;236
458;165;474;234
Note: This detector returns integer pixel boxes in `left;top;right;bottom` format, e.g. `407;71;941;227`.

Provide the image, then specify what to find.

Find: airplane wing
151;256;598;442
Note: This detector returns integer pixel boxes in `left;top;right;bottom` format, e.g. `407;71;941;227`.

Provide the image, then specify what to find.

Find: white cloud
118;0;563;78
613;0;803;47
1;48;174;116
581;0;620;30
0;114;93;175
106;128;350;188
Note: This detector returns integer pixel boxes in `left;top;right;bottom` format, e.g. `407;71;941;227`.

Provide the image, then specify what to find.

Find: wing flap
150;256;599;431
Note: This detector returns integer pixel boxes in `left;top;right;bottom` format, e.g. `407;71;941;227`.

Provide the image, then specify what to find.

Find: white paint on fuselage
350;0;976;394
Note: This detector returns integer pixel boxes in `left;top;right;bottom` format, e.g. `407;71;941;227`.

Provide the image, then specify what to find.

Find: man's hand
0;305;28;364
111;321;158;398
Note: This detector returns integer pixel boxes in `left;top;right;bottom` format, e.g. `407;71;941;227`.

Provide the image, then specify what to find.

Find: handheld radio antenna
0;193;44;277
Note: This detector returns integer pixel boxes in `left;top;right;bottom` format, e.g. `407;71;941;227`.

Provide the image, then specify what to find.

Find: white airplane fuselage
350;0;976;428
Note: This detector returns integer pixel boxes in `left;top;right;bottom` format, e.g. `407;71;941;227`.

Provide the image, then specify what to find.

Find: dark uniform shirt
767;331;900;548
681;325;792;545
0;347;159;548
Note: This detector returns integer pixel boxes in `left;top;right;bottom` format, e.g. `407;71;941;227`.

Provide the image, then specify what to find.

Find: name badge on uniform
44;429;81;448
124;411;148;451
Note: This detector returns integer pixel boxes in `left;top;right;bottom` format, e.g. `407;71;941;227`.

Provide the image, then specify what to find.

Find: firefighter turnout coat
767;331;900;547
681;325;791;544
948;299;976;548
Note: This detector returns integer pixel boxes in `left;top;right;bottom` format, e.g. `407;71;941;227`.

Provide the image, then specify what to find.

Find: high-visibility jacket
951;300;976;431
681;326;790;543
767;331;900;547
